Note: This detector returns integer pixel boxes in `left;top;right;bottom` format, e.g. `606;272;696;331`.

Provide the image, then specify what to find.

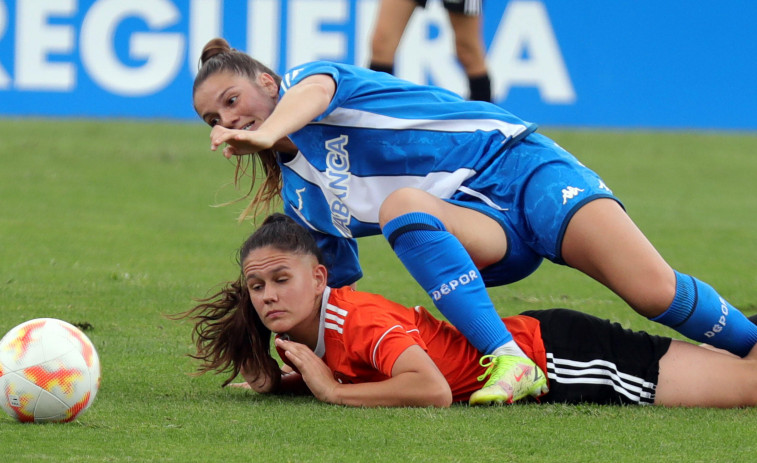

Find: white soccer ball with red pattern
0;318;101;423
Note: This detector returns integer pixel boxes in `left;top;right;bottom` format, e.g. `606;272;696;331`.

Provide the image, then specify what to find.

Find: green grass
1;119;756;461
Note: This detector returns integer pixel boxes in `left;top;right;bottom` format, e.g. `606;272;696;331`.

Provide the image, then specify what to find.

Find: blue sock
651;270;757;357
382;212;512;354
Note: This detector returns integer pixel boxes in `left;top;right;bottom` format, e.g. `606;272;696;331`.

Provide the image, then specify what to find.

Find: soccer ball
0;318;101;423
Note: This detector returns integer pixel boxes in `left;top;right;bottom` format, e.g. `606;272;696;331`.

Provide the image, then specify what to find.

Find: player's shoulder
281;61;362;89
321;287;386;345
327;286;386;311
326;287;410;322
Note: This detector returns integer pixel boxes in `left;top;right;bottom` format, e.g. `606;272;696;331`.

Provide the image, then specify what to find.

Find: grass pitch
1;119;756;462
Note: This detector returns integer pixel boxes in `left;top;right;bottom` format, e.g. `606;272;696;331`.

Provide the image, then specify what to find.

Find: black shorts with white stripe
521;309;672;405
413;0;483;16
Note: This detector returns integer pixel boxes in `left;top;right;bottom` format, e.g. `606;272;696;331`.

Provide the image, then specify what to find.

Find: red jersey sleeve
327;288;427;380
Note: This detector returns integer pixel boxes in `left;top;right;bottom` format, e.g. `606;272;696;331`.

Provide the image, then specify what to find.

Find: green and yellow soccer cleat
469;355;549;405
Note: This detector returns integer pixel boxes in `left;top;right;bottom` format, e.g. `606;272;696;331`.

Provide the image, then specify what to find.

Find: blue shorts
448;132;622;287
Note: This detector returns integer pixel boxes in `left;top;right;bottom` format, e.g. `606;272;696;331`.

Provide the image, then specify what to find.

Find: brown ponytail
193;37;284;222
199;37;232;66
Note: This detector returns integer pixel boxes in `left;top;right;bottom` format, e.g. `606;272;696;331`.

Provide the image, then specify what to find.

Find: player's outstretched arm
276;338;452;407
210;74;335;159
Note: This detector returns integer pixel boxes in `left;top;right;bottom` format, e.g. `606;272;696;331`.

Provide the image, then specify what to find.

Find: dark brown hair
194;37;283;222
176;213;323;388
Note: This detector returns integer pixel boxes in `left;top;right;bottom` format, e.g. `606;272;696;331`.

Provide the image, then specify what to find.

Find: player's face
242;246;326;345
194;71;278;130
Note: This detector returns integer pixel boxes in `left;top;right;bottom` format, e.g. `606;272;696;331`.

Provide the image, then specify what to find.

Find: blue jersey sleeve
279;62;342;122
279;61;380;123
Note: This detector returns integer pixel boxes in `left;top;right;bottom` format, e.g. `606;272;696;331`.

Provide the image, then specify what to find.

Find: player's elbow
425;381;453;408
435;391;454;408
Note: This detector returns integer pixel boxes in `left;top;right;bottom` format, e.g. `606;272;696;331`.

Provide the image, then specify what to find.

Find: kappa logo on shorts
561;186;585;204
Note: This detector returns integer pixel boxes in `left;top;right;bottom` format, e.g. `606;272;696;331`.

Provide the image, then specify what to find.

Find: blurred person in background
368;0;492;102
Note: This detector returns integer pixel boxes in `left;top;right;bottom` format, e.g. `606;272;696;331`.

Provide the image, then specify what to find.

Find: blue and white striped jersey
277;61;537;287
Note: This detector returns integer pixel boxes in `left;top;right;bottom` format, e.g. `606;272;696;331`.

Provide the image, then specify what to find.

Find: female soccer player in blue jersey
191;38;757;405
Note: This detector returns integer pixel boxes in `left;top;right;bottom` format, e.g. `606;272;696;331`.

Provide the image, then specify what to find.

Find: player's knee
455;43;479;66
379;188;437;227
626;270;677;318
370;33;398;61
453;33;485;68
370;40;390;60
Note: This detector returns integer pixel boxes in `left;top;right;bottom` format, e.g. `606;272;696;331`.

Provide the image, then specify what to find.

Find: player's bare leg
656;340;757;407
562;198;757;356
448;12;490;101
369;0;416;74
561;198;676;317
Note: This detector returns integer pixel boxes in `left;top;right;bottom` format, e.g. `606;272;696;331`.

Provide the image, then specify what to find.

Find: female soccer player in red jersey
179;214;757;408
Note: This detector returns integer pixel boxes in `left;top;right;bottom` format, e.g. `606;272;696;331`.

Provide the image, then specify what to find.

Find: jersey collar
313;286;332;358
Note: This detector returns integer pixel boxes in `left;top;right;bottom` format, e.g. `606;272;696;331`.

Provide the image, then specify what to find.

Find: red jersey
276;287;547;403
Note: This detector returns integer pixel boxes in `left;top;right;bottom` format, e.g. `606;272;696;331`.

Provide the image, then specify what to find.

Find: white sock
491;340;527;359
